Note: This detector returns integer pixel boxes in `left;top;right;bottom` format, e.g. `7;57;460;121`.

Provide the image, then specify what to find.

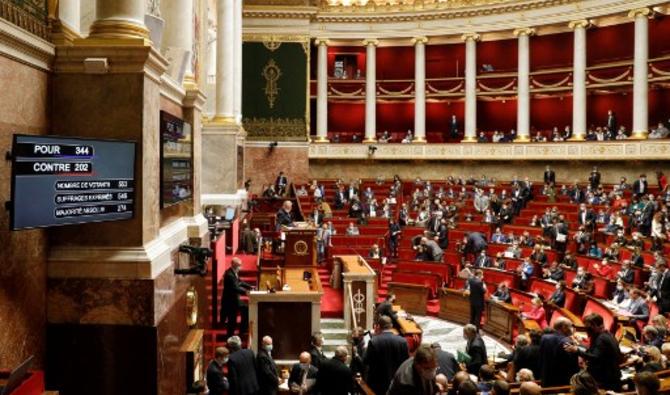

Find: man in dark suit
430;343;458;381
363;316;410;395
578;203;596;232
462;324;487;375
309;332;327;369
388;219;401;257
256;336;280;395
387;345;438;395
207;346;230;395
227;336;260;395
589;167;601;189
539;318;579;387
315;346;353;395
334;186;346;210
450;115;459;139
564;313;622;390
543;165;556;185
633;174;649;198
275;171;288;195
464;232;488;256
288;352;318;394
221;257;253;337
468;270;486;329
275;200;295;230
655;262;670;314
474;250;491;268
375;293;399;327
607;110;617;135
436;219;449;250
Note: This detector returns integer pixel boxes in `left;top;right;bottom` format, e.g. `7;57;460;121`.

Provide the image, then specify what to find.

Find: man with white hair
221;257;253;337
256;336;279;395
516;368;534;383
227;336;260;395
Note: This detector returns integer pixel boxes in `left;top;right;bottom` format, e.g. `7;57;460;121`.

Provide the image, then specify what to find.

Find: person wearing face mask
387;345;439;395
207;346;230;395
314;346;353;395
221;257;253;337
256;336;280;395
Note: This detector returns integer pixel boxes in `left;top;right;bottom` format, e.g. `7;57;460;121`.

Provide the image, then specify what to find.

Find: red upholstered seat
396;261;451;284
482;268;520;291
392;270;442;298
582;298;616;333
529;278;557;301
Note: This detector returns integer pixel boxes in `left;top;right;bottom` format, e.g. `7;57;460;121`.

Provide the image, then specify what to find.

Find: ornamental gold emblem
185;286;198;327
262;59;282;109
293;240;309;256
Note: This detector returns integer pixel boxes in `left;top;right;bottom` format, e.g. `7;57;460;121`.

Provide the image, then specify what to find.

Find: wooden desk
438;289;470;325
249;266;323;361
388;282;429;316
392;306;422;336
485;301;519;344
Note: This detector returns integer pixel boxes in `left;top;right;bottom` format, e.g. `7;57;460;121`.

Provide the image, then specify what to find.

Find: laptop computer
0;355;34;395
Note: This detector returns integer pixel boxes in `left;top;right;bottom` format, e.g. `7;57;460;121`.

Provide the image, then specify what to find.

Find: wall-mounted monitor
160;111;193;208
9;135;136;230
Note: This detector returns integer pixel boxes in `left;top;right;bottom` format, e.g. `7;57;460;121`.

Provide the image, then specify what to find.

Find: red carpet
321;285;344;318
224;254;259;274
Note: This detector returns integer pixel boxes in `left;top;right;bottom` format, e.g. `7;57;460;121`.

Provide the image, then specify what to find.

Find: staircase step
320;318;345;329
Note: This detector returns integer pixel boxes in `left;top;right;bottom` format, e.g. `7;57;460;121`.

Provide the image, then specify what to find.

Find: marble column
213;0;235;123
59;0;81;34
233;0;243;123
364;39;379;143
462;33;480;142
514;28;534;142
413;37;428;143
89;0;149;40
569;20;589;140
315;38;329;142
630;8;651;139
160;0;194;84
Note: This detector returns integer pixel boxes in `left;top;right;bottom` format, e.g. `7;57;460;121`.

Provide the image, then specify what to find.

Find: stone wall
0;55;49;368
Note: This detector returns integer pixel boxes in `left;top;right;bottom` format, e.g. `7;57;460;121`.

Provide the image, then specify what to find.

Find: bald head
453;371;471;389
334;346;349;361
553;317;573;336
299;352;311;364
519;382;542;395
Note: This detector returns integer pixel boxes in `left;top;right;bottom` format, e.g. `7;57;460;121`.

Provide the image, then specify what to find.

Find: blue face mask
265;345;273;352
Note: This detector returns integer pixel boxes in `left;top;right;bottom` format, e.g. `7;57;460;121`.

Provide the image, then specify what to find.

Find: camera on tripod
174;244;212;276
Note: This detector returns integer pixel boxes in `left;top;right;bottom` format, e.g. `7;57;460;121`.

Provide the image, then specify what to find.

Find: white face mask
301;363;310;370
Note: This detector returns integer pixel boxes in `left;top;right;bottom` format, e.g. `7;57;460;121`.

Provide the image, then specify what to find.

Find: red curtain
586;92;633;130
377;101;415;133
328;101;365;133
649;88;670;125
426;100;464;133
477;98;517;132
530;95;573;131
530;32;573;70
650;15;670;58
478;38;518;72
377;46;415;80
426;44;465;78
587;23;634;65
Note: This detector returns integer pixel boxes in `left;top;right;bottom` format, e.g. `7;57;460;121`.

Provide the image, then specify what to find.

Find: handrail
347;282;359;330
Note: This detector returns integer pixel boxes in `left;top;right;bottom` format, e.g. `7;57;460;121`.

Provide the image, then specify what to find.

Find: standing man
655;262;670;314
578;203;596;233
363;316;410;395
314;346;353;395
450;115;459;139
276;200;295;230
288;352;318;394
564;313;622;391
606;110;617;136
275;171;288;196
468;269;486;329
633;174;649;198
227;336;260;395
387;345;438;395
309;332;327;369
221;257;253;337
543;165;556;186
462;324;488;375
589;167;601;190
539;318;579;387
207;346;230;395
256;336;280;395
389;218;402;258
375;293;399;327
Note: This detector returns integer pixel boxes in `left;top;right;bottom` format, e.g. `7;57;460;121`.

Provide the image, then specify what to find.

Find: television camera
174;244;212;276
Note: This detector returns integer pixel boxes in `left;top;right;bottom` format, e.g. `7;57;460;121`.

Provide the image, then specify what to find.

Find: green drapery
242;40;309;142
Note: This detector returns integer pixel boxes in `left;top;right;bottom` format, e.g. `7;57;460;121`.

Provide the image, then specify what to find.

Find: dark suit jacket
275;175;287;188
589;172;601;188
465;336;487;375
579;331;622;390
256;349;279;395
435;349;458;381
468;277;486;308
276;208;294;229
288;363;318;394
228;349;260;395
315;357;353;395
544;171;556;185
375;300;398;324
207;360;229;395
309;345;327;369
549;289;565;307
539;333;579;387
657;271;670;312
363;331;409;395
633;179;649;195
578;210;596;227
222;268;252;313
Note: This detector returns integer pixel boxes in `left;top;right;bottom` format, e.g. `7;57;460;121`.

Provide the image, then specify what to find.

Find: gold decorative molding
243;117;308;141
0;17;54;71
628;7;653;18
0;0;49;39
513;27;536;37
362;38;379;46
461;32;481;42
309;141;670;161
88;19;150;41
568;19;591;30
262;58;282;109
411;36;428;45
243;33;311;44
314;37;330;46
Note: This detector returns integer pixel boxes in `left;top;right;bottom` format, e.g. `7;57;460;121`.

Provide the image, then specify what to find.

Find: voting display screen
10;135;136;230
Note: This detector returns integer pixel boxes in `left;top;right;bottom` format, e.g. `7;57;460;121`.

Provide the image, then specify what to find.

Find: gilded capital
628;7;652;19
513;27;536;37
314;38;329;46
568;19;591;30
363;38;379;47
411;36;428;45
461;33;481;42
